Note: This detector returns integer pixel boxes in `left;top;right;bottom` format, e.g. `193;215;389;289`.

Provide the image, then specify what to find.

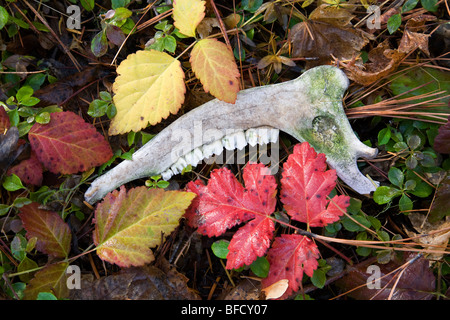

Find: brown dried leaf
405;211;450;260
290;20;371;68
69;265;200;300
336;253;436;300
309;4;355;27
341;40;405;86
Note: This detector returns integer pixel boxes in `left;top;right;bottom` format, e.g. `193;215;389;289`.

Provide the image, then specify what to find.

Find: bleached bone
85;66;379;204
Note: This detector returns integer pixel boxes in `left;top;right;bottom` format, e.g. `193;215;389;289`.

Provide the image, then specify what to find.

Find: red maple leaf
280;142;350;227
186;162;277;269
262;234;320;299
28;111;113;175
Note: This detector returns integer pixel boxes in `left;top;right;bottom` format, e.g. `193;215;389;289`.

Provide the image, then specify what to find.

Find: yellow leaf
190;38;240;104
173;0;206;38
109;50;185;135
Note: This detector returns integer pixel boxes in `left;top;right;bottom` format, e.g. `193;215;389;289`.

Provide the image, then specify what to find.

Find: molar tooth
171;157;188;175
245;128;258;147
234;131;247;150
269;128;279;143
161;169;173;181
201;140;223;160
193;148;203;164
257;128;270;145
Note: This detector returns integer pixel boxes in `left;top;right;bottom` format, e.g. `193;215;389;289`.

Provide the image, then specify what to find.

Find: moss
297;115;351;160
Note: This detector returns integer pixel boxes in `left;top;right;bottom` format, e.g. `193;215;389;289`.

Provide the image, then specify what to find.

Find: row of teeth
160;126;279;180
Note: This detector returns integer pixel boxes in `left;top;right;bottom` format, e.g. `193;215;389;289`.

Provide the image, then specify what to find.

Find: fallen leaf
261;279;289;300
289;20;371;68
7;151;43;186
336;253;436;300
405;211;450;260
185;163;277;269
262;234;320;299
429;175;450;222
28;111;113;175
280;142;350;227
19;202;72;258
69;264;200;300
309;4;355;27
173;0;205;37
398;15;437;55
0;106;9;133
93;186;196;267
109;50;186;135
23;262;69;300
434;116;450;154
341;40;405;86
190;38;240;103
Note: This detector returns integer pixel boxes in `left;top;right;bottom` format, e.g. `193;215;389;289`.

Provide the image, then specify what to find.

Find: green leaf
111;0;132;9
91;31;108;57
80;0;94;11
402;0;419;12
421;0;438;12
407;134;421;150
373;186;402;204
250;256;270;278
37;292;58;300
3;174;25;191
35;111;50;124
311;269;327;289
11;234;27;261
12;197;32;208
410;181;433;198
342;214;371;232
0;204;10;216
211;240;230;259
99;91;112;101
163;36;177;54
0;6;9;30
378;127;391;145
388;167;404;188
16;85;34;101
88;99;109;117
387;14;402;34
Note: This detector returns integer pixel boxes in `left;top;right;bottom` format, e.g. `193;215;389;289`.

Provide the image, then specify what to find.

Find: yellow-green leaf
23;262;69;300
190;38;240;103
173;0;205;37
109;50;185;135
93;186;196;267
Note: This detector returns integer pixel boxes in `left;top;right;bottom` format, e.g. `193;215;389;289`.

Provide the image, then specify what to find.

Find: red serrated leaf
28;111;113;175
185;163;277;268
226;216;274;269
262;234;320;299
7;151;43;186
0;106;9;132
280;142;350;227
19;203;72;258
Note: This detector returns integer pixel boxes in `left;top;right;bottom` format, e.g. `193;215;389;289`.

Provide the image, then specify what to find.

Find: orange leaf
190;38;240;103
